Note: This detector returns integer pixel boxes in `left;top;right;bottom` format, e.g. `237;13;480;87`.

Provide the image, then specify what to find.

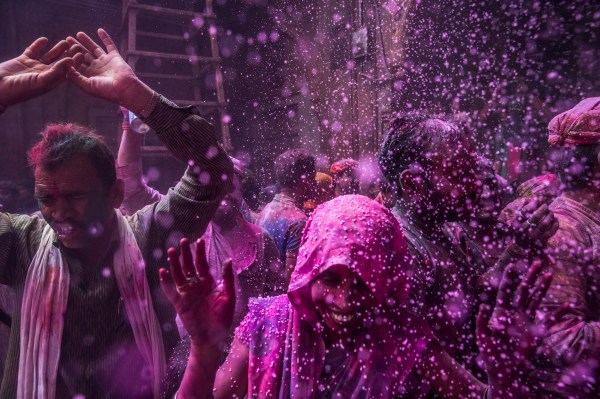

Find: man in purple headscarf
524;97;600;398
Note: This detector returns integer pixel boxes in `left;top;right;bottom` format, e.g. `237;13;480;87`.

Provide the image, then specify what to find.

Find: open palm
0;38;77;107
477;260;564;398
160;239;236;346
66;29;139;106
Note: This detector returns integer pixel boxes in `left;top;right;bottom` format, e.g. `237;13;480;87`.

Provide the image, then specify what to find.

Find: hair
378;113;473;194
551;143;600;190
274;149;316;188
28;123;116;190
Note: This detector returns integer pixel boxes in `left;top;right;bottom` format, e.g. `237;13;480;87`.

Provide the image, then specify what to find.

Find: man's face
35;157;117;249
334;170;360;196
422;143;482;222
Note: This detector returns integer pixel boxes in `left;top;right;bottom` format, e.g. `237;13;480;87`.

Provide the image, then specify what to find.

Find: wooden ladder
120;0;232;153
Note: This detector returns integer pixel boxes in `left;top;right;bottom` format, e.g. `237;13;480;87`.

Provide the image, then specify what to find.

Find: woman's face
310;265;376;338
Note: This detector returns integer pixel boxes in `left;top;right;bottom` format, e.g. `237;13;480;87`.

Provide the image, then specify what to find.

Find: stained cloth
529;197;600;398
236;195;432;399
18;212;165;399
256;193;307;264
329;159;358;176
548;97;600;147
194;221;285;330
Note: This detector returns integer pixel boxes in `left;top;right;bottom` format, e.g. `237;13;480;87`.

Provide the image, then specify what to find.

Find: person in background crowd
0;29;233;398
378;113;559;377
518;97;600;398
256;149;316;281
303;171;335;214
330;158;360;197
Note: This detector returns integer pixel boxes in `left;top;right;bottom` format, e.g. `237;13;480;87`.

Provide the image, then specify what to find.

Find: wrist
119;78;155;116
190;342;221;362
507;242;528;258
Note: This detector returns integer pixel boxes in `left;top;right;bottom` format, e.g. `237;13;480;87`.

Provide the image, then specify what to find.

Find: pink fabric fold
548;97;600;147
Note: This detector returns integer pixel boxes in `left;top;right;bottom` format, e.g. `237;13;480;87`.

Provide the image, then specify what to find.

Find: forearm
116;161;164;215
178;343;221;399
479;243;526;296
117;122;143;166
141;93;233;198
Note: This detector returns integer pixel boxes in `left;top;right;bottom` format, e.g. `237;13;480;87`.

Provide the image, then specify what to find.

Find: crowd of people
0;28;598;399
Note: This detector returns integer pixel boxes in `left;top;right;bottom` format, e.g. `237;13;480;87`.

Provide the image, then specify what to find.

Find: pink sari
236;195;432;399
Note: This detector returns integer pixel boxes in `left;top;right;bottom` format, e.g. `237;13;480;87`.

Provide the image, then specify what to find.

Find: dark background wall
1;0;599;196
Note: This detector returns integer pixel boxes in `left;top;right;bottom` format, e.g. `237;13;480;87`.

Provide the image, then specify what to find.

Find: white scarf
18;211;166;399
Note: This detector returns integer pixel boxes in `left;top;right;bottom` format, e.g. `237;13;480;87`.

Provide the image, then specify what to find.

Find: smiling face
310;264;376;341
35;156;121;249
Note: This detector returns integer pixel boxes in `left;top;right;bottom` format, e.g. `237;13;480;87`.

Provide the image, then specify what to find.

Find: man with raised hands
0;29;232;399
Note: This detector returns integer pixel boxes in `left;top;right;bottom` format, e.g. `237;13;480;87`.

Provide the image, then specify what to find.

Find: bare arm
160;239;236;399
214;338;249;399
116;107;164;214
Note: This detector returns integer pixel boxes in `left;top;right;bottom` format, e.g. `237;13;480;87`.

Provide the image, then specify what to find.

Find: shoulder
234;295;290;345
0;212;46;241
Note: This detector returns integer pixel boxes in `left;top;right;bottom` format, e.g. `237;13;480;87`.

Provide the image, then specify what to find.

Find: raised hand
477;260;566;398
67;28;152;113
0;37;81;108
513;197;559;251
159;238;235;347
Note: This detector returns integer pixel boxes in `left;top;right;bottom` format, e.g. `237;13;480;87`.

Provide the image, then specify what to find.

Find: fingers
75;31;106;58
528;203;549;227
23;37;49;58
195;239;211;278
98;28;119;53
535;211;556;232
526;272;552;318
40;57;74;86
167;247;187;288
66;67;93;93
40;40;70;64
519;198;540;218
72;53;84;70
159;268;178;305
515;260;543;309
496;263;523;308
542;303;575;330
180;238;196;278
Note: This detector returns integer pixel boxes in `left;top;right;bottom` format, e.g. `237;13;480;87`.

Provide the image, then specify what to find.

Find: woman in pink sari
160;195;555;399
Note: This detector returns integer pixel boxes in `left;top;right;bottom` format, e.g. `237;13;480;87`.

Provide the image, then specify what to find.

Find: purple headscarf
236;195;431;398
548;97;600;147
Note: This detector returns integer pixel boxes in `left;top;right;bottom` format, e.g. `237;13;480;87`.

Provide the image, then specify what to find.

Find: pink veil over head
239;195;432;399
